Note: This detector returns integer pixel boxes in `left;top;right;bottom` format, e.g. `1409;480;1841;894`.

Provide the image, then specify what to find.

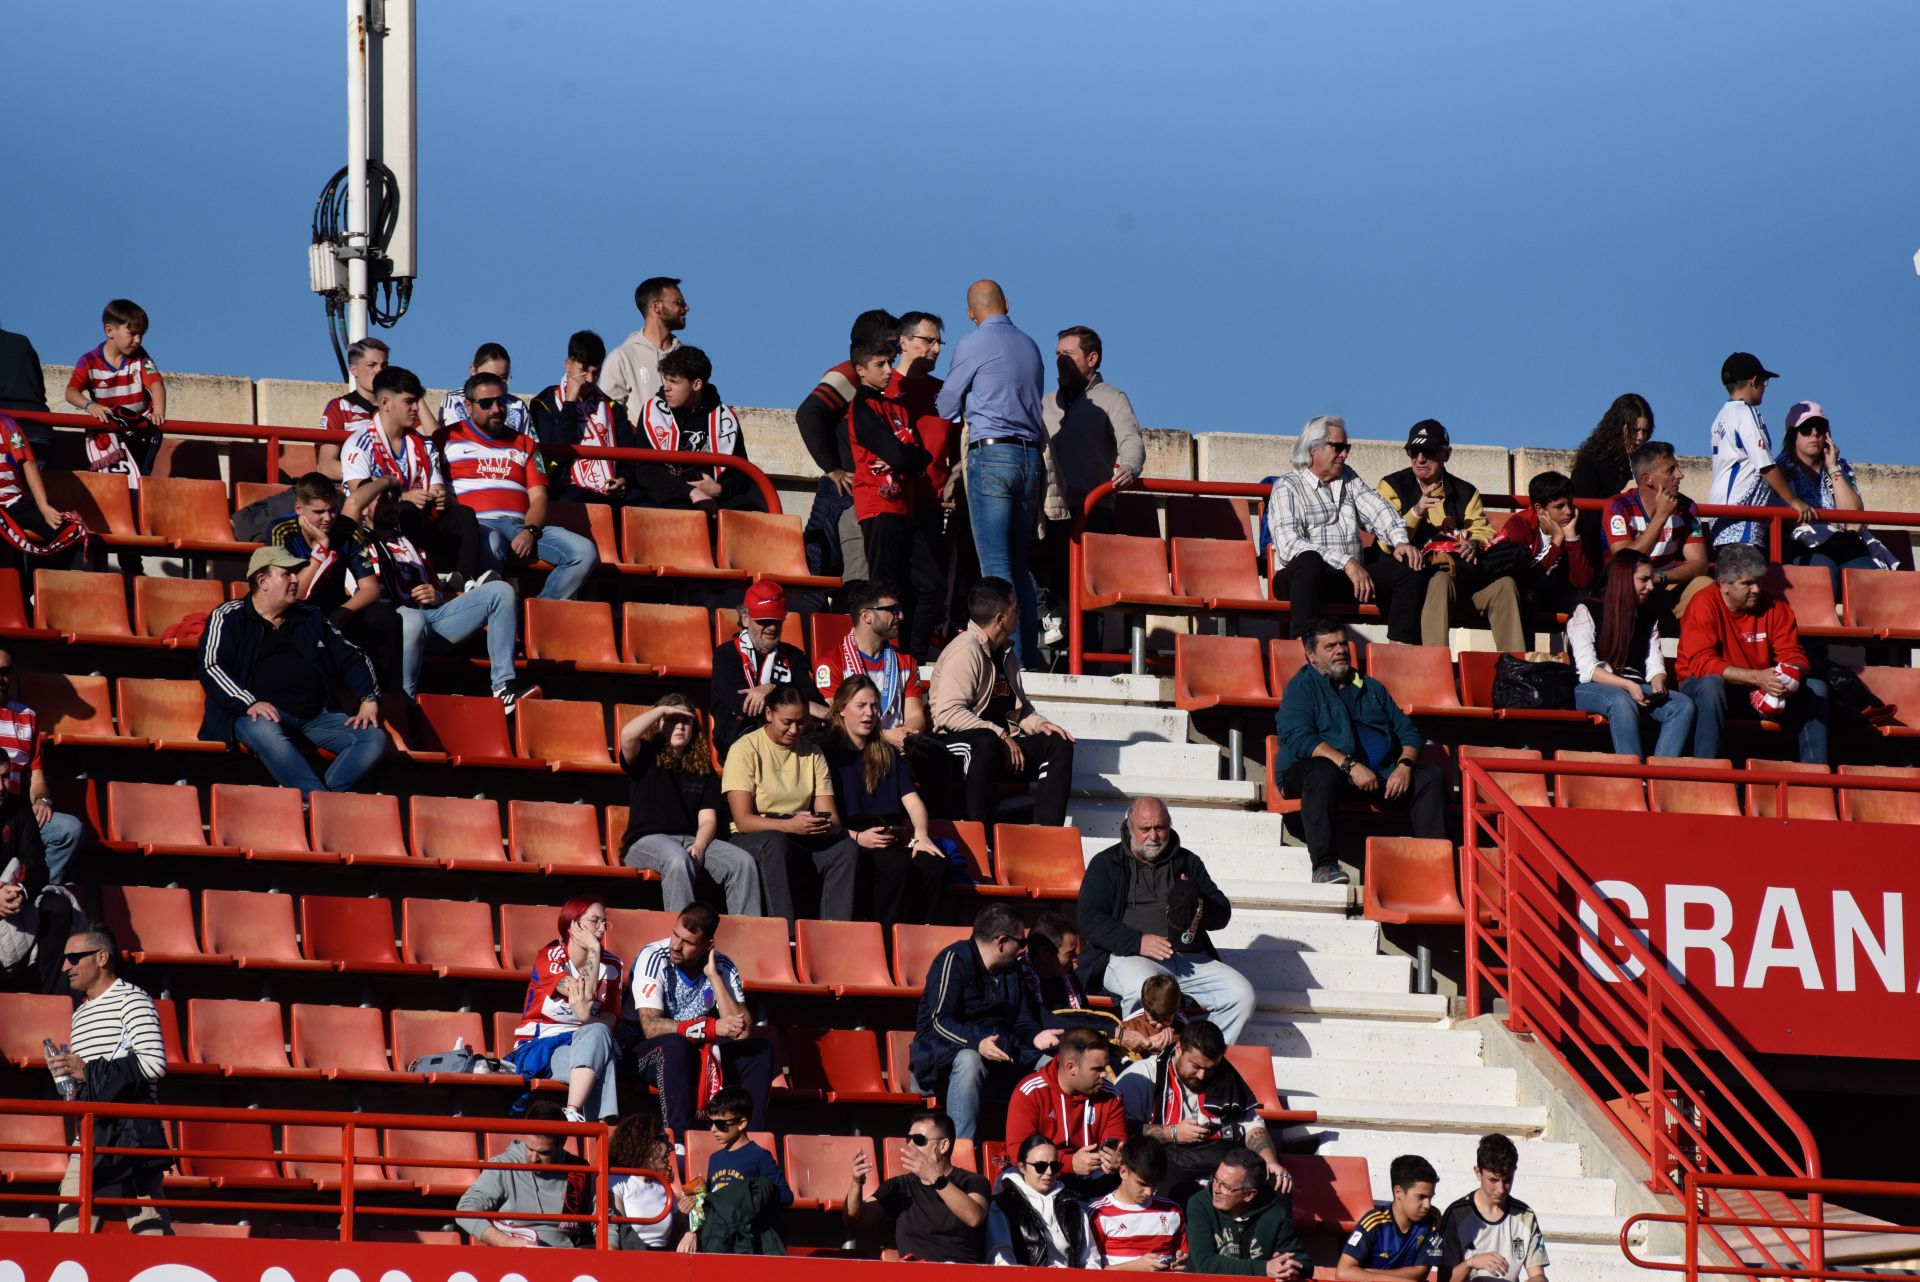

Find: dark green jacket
1185;1186;1313;1276
1272;664;1423;775
697;1176;787;1256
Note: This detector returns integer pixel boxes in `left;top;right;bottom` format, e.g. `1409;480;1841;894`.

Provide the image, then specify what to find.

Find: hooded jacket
1074;829;1232;994
1002;1058;1128;1169
1184;1184;1312;1276
987;1170;1096;1268
455;1139;594;1247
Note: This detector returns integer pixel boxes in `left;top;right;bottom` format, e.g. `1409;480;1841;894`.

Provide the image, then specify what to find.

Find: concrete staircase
1023;671;1678;1279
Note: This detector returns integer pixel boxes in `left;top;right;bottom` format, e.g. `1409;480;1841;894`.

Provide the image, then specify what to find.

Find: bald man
936;281;1048;663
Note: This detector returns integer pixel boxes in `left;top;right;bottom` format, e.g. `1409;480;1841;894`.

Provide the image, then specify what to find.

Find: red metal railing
0;1098;671;1247
7;408;785;515
1623;1172;1920;1280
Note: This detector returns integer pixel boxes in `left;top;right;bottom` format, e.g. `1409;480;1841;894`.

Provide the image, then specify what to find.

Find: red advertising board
1528;808;1920;1060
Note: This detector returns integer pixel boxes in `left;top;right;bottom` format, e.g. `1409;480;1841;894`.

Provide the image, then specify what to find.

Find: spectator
457;1099;594;1247
1087;1136;1190;1270
846;1109;992;1263
0;647;84;886
1268;415;1426;644
1078;796;1254;1040
507;897;624;1124
1709;351;1813;549
49;924;170;1234
1039;324;1146;646
530;330;638;504
1119;1020;1290;1198
0;411;85;569
1003;1026;1128;1197
688;1084;791;1256
64;298;164;487
847;331;944;660
938;280;1049;663
439;341;532;437
1568;393;1654;557
827;675;948;944
0;321;50;451
1273;618;1447;885
314;336;389;480
607;1109;677;1250
340;364;485;582
711;582;825;758
1025;910;1092;1014
987;1135;1100;1268
1376;420;1524;651
623;904;776;1137
1774;401;1898;601
198;546;384;798
798;309;899;582
1605;440;1710;624
815;579;930;750
0;869;79;998
910;903;1052;1141
1678;542;1829;764
271;473;357;610
1115;974;1185;1061
1438;1134;1548;1282
722;686;856;926
891;312;961;521
1567;551;1695;759
632;346;759;512
1337;1154;1444;1281
1184;1148;1311;1279
618;699;762;917
1483;471;1594;624
347;483;536;710
927;576;1076;827
442;370;598;601
601;276;686;425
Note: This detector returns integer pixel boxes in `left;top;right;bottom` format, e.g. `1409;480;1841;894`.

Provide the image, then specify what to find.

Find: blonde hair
829;675;896;795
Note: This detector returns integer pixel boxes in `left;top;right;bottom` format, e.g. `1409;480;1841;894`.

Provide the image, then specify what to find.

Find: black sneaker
495;683;542;714
469;570;501;591
1312;864;1350;885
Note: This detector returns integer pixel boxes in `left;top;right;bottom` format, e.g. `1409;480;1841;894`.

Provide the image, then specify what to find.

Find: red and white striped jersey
1086;1192;1187;1266
0;701;44;796
340;423;437;492
513;943;625;1045
441;418;547;516
67;343;160;418
319;392;376;437
0;417;37;508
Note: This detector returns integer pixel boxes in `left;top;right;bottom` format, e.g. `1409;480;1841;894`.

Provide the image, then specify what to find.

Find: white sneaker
1041;614;1065;646
563;1106;586;1124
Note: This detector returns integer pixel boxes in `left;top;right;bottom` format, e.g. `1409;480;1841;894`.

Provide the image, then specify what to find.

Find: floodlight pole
345;0;371;343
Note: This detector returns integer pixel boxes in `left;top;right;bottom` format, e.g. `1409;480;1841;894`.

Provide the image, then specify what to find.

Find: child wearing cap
1707;352;1815;548
1771;401;1897;604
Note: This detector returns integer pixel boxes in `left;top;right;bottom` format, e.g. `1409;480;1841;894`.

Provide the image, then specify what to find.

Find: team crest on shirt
5;432;21;452
638;979;661;1003
1609;514;1628;537
816;664;832;687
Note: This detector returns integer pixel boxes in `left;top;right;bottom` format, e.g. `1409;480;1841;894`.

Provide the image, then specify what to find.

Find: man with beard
1074;797;1254;1044
1272;618;1447;885
1118;1020;1293;1199
711;581;826;758
1038;325;1144;645
814;579;929;751
600;276;686;423
631;345;760;512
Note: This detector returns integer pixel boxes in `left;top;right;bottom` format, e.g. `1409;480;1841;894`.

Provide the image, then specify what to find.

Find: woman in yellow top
721;685;859;927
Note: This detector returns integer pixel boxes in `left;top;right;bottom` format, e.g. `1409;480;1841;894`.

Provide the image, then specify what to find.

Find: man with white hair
1267;416;1426;644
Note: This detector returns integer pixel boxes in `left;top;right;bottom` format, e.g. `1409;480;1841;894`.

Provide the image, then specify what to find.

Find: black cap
1406;419;1450;454
1722;352;1780;385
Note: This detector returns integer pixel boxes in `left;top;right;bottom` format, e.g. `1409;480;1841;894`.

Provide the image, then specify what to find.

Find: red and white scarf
640;391;740;477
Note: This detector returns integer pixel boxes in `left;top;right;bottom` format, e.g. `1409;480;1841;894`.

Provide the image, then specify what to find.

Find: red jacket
1676;587;1806;681
1003;1060;1128;1167
1490;508;1594;589
845;386;932;520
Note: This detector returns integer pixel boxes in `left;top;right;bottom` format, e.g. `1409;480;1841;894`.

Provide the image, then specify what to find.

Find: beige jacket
598;329;680;423
929;622;1045;735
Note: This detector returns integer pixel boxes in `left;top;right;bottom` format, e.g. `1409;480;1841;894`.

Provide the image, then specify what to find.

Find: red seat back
1458;745;1548;808
892;924;971;988
1170;537;1263;600
1743;758;1837;821
1363;838;1464;925
721;914;801;985
514;698;613;768
390;1009;487;1070
412;694;519;761
107;782;206;849
623;506;719;570
0;994;73;1069
21;672;117;740
1854;667;1920;734
289;1004;393;1075
1082;533;1173;601
1647;756;1738;816
178;1119;278;1183
1223;1044;1283;1112
1278;1154;1375;1232
382;1128;480;1193
401;898;500;973
115;678;207;742
281;1124;388;1186
1844;568;1920;632
523;599;619;665
300;895;402;966
1267;636;1312;697
33;569;130;637
187;998;293;1071
408;795;504;863
138;476;236;542
41;470;137;536
100;885;202;959
1838;764;1920;825
623;603;715;674
200;890;303;963
499;903;560;973
309;791;409;859
782;1134;871;1207
545;501;621;564
717;510;812;577
794;919;892;989
1772;564;1843;631
508;800;605;867
992;823;1086;895
606;907;677;958
808;613;854;674
785;1027;889;1096
1552;750;1647;812
1366;643;1461;708
210;783;310;854
1176;634;1270;704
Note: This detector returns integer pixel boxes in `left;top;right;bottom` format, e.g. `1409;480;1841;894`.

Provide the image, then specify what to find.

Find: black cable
312;160;412;378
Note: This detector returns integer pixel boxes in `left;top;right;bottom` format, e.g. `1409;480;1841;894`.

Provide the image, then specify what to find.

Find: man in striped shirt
50;923;170;1234
1088;1136;1189;1269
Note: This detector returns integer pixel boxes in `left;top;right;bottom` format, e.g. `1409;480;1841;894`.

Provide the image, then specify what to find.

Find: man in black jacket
1076;797;1255;1043
528;329;640;505
198;545;385;797
710;581;826;758
910;903;1057;1140
0;323;50;451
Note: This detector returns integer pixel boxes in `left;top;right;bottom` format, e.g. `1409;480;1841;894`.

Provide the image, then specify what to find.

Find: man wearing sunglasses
815;580;929;751
846;1109;991;1263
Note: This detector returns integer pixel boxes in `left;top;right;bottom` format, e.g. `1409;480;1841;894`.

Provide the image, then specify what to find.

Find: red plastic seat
1838;764;1920;825
152;1000;218;1077
1170;538;1276;610
1279;1154;1375;1232
1843;568;1920;639
1854;667;1920;738
408;795;509;869
309;791;411;864
499;903;560;973
132;576;226;644
718;510;838;588
0;993;73;1068
401;898;507;980
1080;533;1190;609
1551;750;1647;812
795;919;909;997
106;782;229;857
210;783;325;862
176;1119;296;1189
807;612;854;673
41;470;162;548
389;1009;513;1085
884;1028;923;1096
784;1027;917;1104
1363;837;1465;926
782;1134;871;1212
622;603;717;678
300;895;429;974
891;924;972;989
685;1129;777;1176
0;568;55;641
514;698;618;773
32;569;146;645
100;884;223;965
230;481;288;511
282;1125;410;1191
722;915;826;995
523;599;643;675
382;1128;481;1197
1647;756;1739;816
1267;637;1311;698
935;819;993;884
187;999;321;1079
605;907;677;955
0;1213;52;1230
1174;634;1277;711
115;677;220;751
508;800;616;873
1222;1044;1301;1123
1743;758;1838;821
1458;745;1548;809
289;1004;416;1082
991;823;1085;898
621;507;745;581
545;501;621;565
408;693;541;767
139;476;258;553
23;672;140;748
1769;564;1874;639
199;890;330;972
1458;650;1597;725
1367;644;1481;717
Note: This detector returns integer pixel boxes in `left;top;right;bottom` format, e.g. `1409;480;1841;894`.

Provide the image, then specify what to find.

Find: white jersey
1440;1194;1549;1281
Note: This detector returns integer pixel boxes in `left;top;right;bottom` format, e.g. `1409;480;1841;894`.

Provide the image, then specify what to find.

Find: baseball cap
1722;352;1780;385
1784;401;1828;433
246;546;307;578
1406;419;1450;454
742;581;787;621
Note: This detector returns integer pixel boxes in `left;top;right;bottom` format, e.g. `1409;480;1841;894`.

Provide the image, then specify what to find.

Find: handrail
0;1097;675;1246
5;408;785;514
1621;1172;1920;1279
1459;758;1824;1276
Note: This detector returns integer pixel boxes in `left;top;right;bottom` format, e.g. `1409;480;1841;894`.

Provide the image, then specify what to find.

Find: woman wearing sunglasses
987;1134;1099;1268
1773;401;1897;605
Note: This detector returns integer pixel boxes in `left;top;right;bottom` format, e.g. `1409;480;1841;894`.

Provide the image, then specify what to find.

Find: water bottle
43;1039;77;1100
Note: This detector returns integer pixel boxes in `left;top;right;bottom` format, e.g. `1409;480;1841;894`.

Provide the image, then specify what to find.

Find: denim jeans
1102;952;1258;1044
965;441;1045;664
40;812;84;885
1573;681;1696;759
232;708;386;797
945;1048;992;1140
477;512;597;601
398;580;519;695
1681;673;1830;764
545;1022;618;1122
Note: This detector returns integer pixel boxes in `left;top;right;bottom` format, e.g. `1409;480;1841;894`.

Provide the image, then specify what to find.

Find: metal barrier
1622;1172;1920;1280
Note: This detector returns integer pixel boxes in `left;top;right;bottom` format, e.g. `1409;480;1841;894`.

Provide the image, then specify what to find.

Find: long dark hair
1593;549;1647;673
1571;393;1655;480
607;1108;672;1177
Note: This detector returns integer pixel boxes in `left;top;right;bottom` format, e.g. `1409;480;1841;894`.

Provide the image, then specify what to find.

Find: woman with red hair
509;896;624;1123
1568;549;1696;759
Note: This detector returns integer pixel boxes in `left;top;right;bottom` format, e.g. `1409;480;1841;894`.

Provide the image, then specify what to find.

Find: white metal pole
345;0;370;344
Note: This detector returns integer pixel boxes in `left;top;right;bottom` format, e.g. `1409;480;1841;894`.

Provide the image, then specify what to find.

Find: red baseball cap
742;581;787;621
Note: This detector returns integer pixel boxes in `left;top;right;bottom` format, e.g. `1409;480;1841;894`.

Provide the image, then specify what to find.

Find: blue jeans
546;1022;618;1122
966;441;1045;664
1681;673;1830;764
477;512;597;601
1102;952;1258;1044
398;580;519;695
232;708;386;797
1573;681;1696;759
40;812;83;885
944;1048;992;1141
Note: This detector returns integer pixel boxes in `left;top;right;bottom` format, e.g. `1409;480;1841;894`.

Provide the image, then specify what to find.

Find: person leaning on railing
457;1099;594;1248
1773;400;1899;605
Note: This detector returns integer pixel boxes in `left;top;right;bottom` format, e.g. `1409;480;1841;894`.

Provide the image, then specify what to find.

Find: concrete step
1222;946;1412;995
1280;1096;1549;1134
1386;1169;1618;1217
1210;911;1382;955
1074;835;1302;877
1274;1057;1520;1108
1068;800;1285;844
1242;1015;1485;1067
1024;673;1172;705
1549;1241;1680;1280
1072;738;1224;782
1305;1126;1588;1180
1547;1215;1651;1247
1212;877;1350;912
1257;988;1449;1021
1030;698;1190;743
1071;771;1259;806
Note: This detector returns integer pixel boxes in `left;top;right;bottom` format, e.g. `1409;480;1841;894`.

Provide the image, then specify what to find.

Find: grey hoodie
456;1140;595;1247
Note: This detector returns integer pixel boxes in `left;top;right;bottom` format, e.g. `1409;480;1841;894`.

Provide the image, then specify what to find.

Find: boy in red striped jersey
63;299;165;488
1088;1136;1189;1270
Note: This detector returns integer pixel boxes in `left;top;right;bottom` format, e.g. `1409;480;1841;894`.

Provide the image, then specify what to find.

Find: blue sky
6;2;1919;464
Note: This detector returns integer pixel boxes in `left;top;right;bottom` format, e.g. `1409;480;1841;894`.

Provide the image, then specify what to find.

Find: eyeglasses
470;396;509;409
1025;1160;1062;1174
906;1133;932;1147
707;1116;745;1131
1323;441;1353;454
902;334;943;345
61;950;100;965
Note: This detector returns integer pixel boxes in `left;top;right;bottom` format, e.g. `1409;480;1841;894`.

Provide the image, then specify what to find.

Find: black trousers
1281;756;1447;871
861;509;948;661
1272;549;1424;644
398;500;484;581
927;728;1074;827
627;1033;775;1136
863;845;949;952
339;599;405;694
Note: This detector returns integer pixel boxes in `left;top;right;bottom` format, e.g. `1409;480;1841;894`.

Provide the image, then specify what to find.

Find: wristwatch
1654;570;1669;589
1393;759;1412;773
930;1174;951;1191
523;525;543;537
1338;754;1356;777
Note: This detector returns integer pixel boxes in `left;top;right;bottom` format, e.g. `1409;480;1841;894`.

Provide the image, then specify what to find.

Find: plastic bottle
43;1039;77;1100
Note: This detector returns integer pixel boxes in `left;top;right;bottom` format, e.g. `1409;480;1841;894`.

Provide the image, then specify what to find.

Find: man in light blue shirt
937;280;1047;662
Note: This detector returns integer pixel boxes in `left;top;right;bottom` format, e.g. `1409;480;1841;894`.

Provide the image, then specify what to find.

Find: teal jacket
1273;663;1423;775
